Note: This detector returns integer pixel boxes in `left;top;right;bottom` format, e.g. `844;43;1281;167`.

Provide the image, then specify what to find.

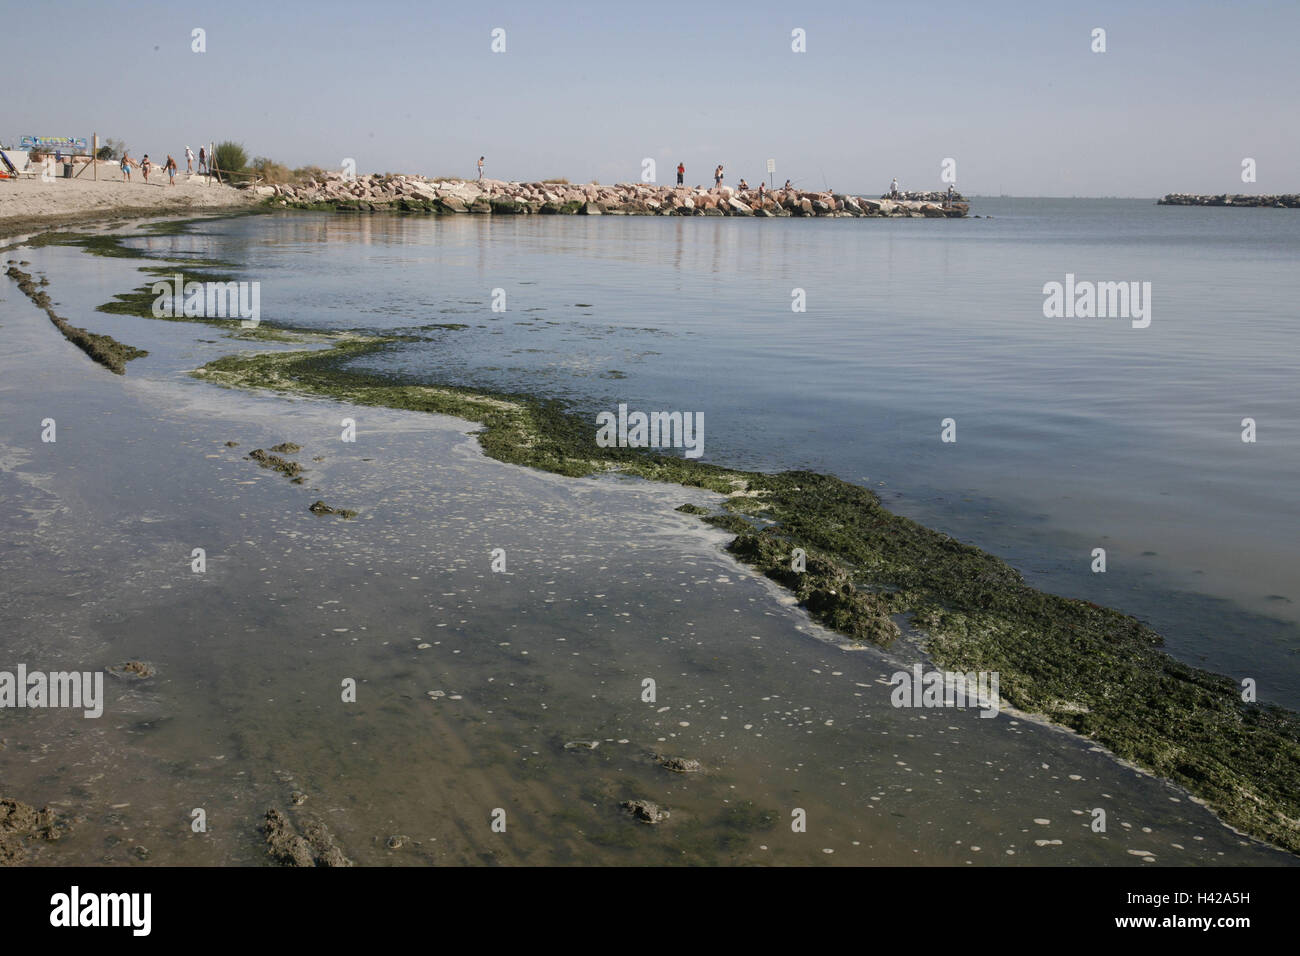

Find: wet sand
0;227;1294;866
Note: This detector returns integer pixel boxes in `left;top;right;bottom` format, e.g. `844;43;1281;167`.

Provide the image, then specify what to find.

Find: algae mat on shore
19;218;1300;857
192;336;1300;855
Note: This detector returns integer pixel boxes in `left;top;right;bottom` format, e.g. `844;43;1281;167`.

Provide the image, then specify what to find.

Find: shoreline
4;209;1298;860
0;171;258;240
0;202;257;242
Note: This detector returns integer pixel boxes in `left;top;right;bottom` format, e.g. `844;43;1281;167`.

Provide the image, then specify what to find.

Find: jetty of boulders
248;174;969;218
1158;193;1300;208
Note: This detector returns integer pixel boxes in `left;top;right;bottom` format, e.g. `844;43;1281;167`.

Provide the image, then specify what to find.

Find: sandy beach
0;163;256;237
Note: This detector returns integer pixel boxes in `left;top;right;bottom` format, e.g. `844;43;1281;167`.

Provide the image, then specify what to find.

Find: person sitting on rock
737;178;749;191
783;179;792;190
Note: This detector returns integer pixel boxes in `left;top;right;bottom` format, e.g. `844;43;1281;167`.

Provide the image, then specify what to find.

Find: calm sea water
136;199;1300;706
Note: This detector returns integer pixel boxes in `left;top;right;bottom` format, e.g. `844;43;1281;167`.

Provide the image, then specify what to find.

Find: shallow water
0;217;1295;865
119;203;1300;708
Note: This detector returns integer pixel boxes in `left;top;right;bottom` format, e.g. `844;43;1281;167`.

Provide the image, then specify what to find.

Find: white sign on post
766;158;776;174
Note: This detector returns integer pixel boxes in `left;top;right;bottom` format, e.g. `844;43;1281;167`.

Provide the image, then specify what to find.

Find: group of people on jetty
669;162;959;207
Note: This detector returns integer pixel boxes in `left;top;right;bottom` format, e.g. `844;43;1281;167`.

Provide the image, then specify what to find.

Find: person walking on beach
140;154;152;183
165;154;178;186
714;164;723;187
120;151;134;182
477;156;485;180
185;146;194;174
676;162;685;186
198;146;207;174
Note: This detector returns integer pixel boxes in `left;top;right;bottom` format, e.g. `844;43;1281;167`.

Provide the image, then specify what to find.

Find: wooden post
93;133;97;180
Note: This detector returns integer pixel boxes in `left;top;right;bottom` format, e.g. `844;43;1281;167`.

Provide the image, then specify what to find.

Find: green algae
308;500;357;519
247;448;304;482
5;266;147;375
190;333;1300;855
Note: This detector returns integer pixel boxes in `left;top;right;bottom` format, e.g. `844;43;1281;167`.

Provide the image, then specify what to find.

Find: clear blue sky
4;0;1297;196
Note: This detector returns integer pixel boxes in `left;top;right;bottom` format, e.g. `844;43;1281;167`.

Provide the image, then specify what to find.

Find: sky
3;0;1297;196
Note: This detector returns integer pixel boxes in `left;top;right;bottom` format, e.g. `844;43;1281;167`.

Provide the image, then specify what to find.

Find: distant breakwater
249;175;970;219
1158;193;1300;208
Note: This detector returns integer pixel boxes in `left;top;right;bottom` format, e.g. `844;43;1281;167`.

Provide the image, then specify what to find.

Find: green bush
211;141;248;182
292;165;328;185
94;138;126;161
249;156;292;184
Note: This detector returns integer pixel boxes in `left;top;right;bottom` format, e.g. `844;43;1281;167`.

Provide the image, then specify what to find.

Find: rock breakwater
1158;193;1300;207
250;174;969;219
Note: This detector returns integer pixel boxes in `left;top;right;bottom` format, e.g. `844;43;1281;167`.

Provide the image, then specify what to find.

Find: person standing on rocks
757;181;766;207
714;164;723;187
946;183;955;206
890;177;899;198
477;156;485;180
676;162;685;186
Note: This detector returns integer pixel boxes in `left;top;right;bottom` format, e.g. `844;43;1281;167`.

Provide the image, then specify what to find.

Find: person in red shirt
676;162;685;186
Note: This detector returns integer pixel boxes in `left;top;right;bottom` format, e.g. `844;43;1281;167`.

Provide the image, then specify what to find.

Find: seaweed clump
5;265;148;374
